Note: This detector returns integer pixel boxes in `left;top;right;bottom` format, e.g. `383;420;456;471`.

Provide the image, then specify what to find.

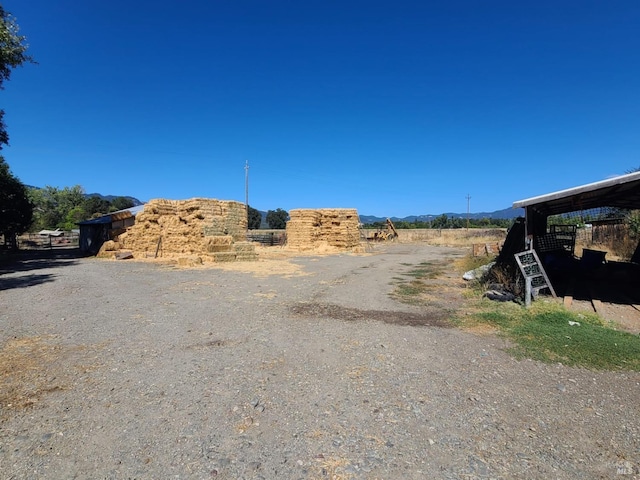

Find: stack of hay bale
286;208;361;251
116;198;257;261
201;236;258;262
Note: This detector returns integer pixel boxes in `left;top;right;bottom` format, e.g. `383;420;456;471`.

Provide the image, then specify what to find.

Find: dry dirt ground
1;244;639;479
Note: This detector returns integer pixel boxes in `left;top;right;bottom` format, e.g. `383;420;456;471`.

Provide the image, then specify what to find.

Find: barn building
77;206;144;255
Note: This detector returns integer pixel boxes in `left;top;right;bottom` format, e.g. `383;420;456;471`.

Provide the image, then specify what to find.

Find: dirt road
1;244;638;479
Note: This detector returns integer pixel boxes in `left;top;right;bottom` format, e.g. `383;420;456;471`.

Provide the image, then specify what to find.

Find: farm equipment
373;218;398;241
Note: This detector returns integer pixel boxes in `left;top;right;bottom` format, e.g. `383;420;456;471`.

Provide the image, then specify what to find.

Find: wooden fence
246;230;286;246
17;232;80;250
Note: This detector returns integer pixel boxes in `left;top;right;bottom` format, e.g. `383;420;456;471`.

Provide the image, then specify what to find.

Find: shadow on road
0;273;56;290
0;248;84;291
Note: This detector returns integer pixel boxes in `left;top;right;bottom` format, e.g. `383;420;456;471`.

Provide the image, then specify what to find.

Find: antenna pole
466;194;471;230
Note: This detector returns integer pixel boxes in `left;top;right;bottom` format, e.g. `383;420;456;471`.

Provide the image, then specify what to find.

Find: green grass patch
395;280;430;296
474;310;517;328
468;302;640;371
391;259;464;308
400;261;445;280
391;261;447;305
396;256;640;371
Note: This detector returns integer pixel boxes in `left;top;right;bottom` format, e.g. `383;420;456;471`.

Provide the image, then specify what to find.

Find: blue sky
2;1;639;217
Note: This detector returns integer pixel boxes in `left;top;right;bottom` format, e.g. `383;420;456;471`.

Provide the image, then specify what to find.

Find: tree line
247;206;288;230
363;214;515;230
28;186;136;232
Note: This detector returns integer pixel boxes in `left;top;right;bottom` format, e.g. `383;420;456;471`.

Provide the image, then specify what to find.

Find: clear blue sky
3;1;639;217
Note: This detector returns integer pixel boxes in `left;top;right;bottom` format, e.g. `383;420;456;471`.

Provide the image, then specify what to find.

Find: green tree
29;187;135;231
58;186;85;229
450;217;465;229
0;6;33;90
28;185;87;231
83;195;111;218
431;214;449;229
28;186;61;231
65;205;86;227
266;208;289;229
110;196;135;212
0;7;34;246
0;7;33;148
0;157;32;246
247;205;262;229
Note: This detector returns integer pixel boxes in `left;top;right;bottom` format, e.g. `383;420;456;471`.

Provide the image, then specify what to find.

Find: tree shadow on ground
0;273;55;290
0;247;83;282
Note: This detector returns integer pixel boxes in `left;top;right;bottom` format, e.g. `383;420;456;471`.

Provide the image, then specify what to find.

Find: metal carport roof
513;171;640;217
77;205;145;225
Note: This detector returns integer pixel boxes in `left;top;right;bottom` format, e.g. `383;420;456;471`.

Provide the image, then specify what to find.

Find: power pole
244;160;249;208
245;160;249;228
466;194;471;230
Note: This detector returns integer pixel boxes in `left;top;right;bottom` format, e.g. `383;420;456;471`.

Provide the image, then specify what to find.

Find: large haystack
286;208;361;251
113;198;257;261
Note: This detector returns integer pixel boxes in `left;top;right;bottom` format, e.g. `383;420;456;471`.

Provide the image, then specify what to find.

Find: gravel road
1;244;639;479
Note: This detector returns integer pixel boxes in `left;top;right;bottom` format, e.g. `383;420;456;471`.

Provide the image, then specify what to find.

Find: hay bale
212;252;237;262
177;255;203;266
204;235;234;253
232;241;258;261
236;253;259;261
205;235;233;245
233;241;256;253
206;244;233;253
95;240;119;259
119;198;248;258
102;240;118;251
286;208;361;251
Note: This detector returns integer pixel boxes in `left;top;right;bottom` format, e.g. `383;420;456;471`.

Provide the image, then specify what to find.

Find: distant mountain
85;193;144;206
359;207;524;224
27;186;145;206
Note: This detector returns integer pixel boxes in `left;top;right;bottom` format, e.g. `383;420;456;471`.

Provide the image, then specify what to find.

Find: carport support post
525;277;532;308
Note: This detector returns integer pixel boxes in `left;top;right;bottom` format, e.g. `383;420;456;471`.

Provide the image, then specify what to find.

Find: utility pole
244;160;249;208
466;194;471;230
245;160;249;228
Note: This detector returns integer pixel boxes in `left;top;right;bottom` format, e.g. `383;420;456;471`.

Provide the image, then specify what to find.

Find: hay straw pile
286;208;362;251
112;198;256;262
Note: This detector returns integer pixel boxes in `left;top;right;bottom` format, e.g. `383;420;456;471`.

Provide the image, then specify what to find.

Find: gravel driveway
1;244;638;479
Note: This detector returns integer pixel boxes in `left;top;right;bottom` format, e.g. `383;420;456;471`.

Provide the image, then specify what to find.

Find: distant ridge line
359;207;523;224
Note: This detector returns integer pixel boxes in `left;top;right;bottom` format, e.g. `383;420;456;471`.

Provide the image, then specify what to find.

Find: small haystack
110;198;257;262
286;208;361;251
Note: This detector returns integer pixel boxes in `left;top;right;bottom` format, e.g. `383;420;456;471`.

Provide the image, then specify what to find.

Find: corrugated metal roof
512;172;640;216
77;204;145;225
118;204;145;216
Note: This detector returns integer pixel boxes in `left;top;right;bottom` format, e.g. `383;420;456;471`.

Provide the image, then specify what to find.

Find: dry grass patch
311;455;353;480
202;257;309;277
1;337;67;413
391;257;471;309
397;228;506;247
0;336;106;415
